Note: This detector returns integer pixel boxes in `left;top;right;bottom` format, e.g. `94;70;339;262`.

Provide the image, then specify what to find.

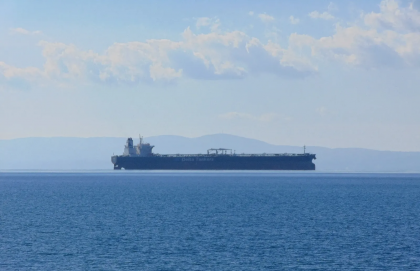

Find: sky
1;0;420;151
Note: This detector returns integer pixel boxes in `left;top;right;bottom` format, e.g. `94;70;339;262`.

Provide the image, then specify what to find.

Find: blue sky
1;0;420;151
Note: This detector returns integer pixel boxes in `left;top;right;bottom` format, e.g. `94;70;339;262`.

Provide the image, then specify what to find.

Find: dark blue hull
111;155;316;170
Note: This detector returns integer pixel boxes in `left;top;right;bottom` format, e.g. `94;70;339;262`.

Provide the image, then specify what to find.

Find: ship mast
139;134;143;153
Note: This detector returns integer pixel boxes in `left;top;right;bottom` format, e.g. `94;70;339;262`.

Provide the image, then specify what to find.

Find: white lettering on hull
181;158;214;162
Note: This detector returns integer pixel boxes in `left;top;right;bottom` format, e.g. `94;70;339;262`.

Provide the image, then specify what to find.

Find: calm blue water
0;172;419;270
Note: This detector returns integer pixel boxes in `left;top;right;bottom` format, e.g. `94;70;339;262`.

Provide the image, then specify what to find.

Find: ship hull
111;155;316;170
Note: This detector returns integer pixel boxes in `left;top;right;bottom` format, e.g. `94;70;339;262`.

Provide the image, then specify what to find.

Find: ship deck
140;153;315;158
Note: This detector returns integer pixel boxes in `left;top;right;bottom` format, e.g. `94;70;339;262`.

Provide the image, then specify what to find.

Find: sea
0;172;419;270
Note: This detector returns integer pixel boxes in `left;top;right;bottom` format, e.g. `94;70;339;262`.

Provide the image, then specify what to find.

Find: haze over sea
1;172;419;270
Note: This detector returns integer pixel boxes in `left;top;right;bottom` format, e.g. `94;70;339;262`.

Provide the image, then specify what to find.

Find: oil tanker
111;137;316;170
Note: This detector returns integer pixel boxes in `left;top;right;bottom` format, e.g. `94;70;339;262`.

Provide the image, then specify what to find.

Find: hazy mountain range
0;134;419;172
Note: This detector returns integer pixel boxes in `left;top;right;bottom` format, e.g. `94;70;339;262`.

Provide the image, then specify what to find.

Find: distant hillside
0;134;419;172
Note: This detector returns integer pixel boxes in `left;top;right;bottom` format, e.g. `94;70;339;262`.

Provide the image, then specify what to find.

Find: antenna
304;145;306;154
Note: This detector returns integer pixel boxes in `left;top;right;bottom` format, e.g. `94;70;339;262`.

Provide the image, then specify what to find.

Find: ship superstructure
122;137;154;157
111;136;316;170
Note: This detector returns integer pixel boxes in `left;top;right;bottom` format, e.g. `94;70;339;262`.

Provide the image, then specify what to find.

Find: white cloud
309;2;337;20
248;11;254;16
0;61;46;90
0;25;316;87
364;0;420;31
289;16;300;25
309;11;335;20
149;63;183;81
196;17;221;32
10;27;42;35
6;0;419;88
290;26;396;67
196;17;211;29
219;112;290;122
0;61;43;80
258;13;275;23
292;0;420;69
210;19;221;32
